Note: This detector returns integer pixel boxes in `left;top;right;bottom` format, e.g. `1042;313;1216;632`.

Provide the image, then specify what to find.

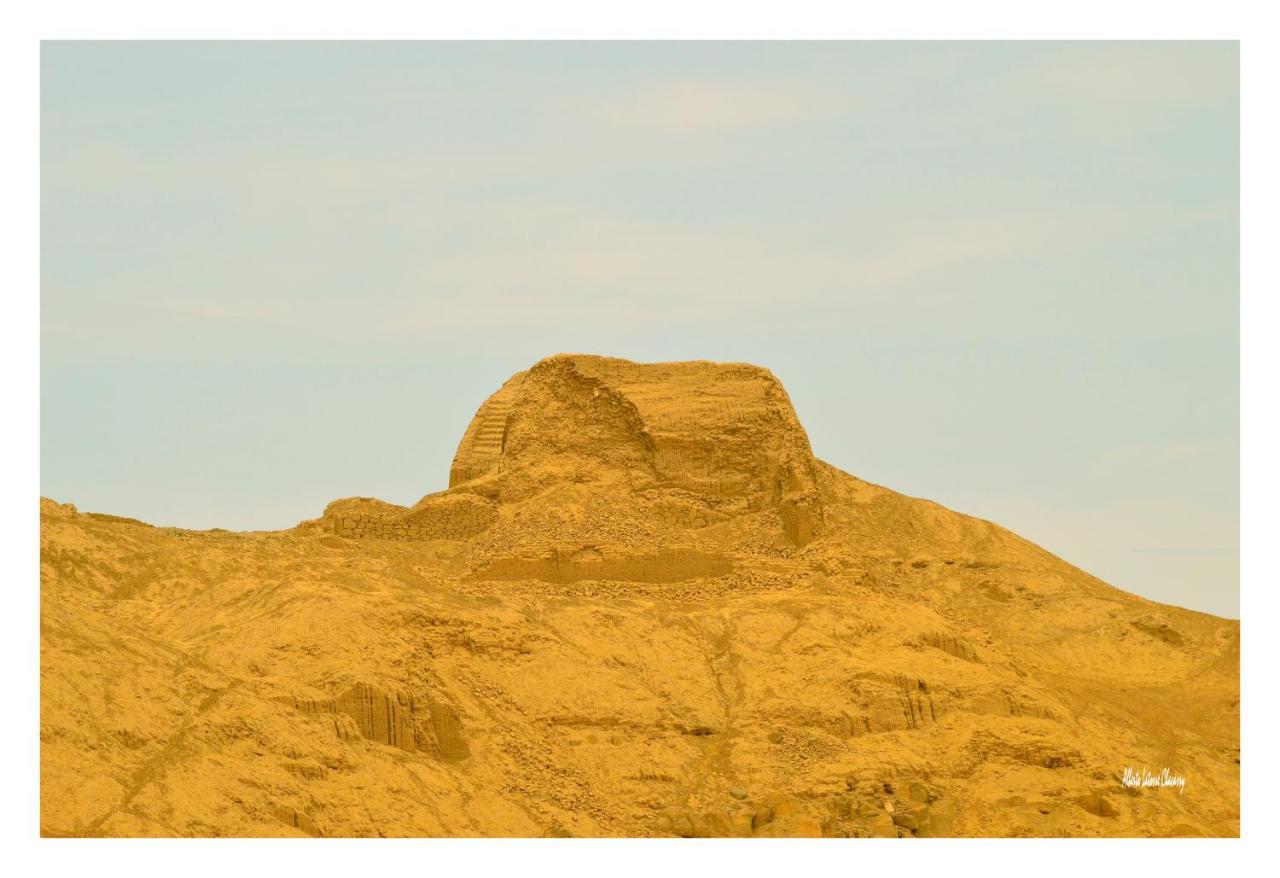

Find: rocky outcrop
283;684;469;761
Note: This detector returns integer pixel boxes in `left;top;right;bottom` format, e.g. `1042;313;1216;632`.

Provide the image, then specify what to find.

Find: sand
39;354;1240;837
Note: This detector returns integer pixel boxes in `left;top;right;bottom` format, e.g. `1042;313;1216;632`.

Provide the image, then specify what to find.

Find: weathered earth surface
40;354;1240;837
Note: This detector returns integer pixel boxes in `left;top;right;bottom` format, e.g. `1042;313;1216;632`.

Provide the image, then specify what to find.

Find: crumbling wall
468;544;733;584
323;493;496;541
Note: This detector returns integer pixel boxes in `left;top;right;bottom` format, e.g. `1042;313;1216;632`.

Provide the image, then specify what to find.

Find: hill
39;354;1239;837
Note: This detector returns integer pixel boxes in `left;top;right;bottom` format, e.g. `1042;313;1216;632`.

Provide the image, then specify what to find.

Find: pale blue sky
41;42;1238;617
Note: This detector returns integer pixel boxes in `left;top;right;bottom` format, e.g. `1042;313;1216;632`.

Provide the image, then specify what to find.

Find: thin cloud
591;79;844;134
141;298;296;323
1032;42;1237;109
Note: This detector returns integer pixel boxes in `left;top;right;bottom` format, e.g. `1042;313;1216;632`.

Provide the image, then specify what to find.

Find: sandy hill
40;353;1239;837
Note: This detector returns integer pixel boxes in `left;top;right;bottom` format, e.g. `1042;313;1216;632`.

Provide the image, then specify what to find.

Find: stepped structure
40;354;1239;837
326;355;825;553
449;372;523;487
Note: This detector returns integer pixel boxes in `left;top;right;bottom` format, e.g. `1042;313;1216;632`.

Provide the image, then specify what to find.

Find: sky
41;42;1239;617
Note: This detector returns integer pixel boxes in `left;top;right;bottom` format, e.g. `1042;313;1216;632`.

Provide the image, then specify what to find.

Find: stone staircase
449;379;520;486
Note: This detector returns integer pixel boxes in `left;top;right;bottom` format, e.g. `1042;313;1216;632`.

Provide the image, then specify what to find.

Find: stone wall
323;493;497;541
